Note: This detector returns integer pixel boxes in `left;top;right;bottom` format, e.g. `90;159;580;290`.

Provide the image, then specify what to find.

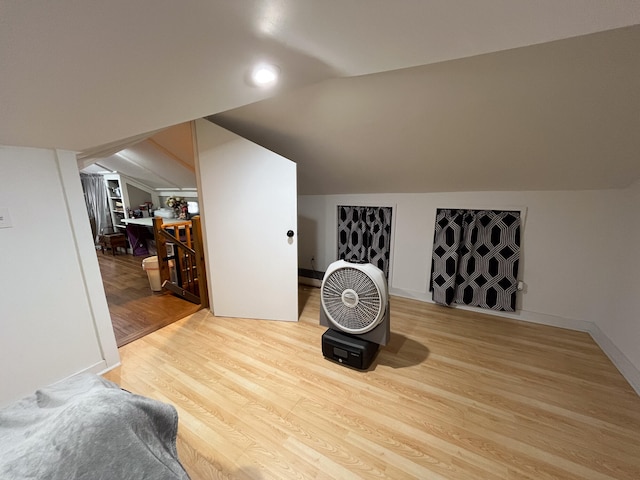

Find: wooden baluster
152;217;171;287
150;217;207;306
192;216;209;308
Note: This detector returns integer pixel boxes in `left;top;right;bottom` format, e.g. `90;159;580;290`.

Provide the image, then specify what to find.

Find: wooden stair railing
152;216;209;308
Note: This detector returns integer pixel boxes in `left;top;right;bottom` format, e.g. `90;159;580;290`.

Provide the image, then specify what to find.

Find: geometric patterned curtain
430;209;521;311
337;206;392;278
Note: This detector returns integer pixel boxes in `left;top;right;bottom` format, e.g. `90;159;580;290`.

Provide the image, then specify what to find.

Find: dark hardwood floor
96;249;202;347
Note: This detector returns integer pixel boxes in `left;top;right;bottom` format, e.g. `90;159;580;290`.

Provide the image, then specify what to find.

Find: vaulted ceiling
2;1;639;194
214;26;640;194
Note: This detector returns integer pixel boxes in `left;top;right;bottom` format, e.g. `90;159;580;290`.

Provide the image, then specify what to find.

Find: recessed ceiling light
251;64;279;87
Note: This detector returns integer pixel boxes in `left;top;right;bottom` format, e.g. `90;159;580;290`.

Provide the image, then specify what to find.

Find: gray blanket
0;374;190;479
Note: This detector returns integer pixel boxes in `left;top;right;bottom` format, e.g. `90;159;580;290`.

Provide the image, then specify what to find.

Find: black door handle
286;230;294;238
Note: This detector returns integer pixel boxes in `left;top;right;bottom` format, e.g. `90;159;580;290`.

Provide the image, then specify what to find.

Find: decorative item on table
128;207;143;218
139;203;153;217
166;196;189;220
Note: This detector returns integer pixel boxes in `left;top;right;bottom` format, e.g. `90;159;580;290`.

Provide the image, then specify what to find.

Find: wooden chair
98;227;127;256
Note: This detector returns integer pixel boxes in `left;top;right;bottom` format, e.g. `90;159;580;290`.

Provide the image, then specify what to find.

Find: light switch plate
0;207;13;228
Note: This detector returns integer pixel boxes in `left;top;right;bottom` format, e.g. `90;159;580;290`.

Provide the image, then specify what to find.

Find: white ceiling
2;1;640;193
213;25;640;194
80;123;197;190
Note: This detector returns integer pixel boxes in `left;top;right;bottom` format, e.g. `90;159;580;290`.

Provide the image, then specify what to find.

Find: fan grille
321;267;382;333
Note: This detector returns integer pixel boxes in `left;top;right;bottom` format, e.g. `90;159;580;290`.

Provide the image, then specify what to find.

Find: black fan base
321;328;379;370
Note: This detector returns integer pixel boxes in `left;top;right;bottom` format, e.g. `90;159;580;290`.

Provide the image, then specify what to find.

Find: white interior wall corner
0;145;118;407
56;149;119;368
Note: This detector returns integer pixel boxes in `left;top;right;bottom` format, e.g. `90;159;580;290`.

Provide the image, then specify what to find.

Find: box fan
320;260;390;369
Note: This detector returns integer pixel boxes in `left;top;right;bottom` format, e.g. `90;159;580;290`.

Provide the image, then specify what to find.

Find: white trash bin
142;256;162;292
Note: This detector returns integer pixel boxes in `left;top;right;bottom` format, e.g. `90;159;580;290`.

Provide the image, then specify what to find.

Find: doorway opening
79;121;205;347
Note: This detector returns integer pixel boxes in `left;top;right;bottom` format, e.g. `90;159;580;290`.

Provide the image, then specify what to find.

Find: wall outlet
0;207;12;228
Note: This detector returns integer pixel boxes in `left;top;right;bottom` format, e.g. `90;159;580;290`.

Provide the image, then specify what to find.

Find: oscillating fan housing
320;260;389;345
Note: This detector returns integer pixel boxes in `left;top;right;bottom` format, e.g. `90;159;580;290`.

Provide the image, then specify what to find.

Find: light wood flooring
97;251;201;347
104;287;640;479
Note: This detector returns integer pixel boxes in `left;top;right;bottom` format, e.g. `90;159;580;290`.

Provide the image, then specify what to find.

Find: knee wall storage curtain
337;206;392;278
430;209;521;312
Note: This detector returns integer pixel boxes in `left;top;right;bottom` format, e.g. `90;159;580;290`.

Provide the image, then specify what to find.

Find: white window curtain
80;173;113;244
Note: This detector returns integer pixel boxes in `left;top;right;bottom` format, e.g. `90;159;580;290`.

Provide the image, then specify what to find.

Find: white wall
0;146;119;407
298;189;639;391
596;181;640;379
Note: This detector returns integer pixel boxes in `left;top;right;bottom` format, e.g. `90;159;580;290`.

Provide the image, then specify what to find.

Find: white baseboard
71;360;122;380
388;287;640;396
97;361;122;376
587;324;640;396
390;287;592;331
46;360;112;390
77;360;112;377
